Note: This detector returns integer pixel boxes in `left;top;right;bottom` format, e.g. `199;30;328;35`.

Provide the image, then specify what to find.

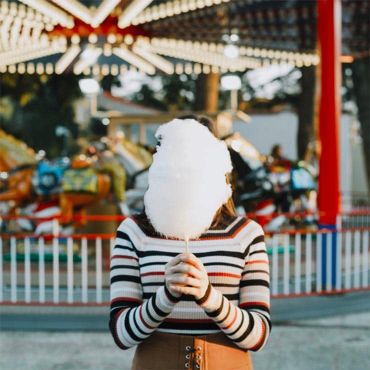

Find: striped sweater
109;215;271;351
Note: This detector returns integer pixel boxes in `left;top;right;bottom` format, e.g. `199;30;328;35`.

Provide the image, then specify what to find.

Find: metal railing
0;227;369;305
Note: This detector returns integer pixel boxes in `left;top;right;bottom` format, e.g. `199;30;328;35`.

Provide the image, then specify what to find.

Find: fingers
165;254;183;269
179;253;203;270
166;253;203;271
170;262;202;279
171;285;199;296
167;273;201;288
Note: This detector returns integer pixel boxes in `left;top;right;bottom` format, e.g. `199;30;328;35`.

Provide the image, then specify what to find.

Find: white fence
0;229;369;304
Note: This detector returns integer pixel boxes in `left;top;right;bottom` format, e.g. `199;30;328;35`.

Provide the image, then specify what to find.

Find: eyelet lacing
184;345;202;369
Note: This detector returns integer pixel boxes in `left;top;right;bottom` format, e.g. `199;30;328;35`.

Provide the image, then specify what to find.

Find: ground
0;312;369;370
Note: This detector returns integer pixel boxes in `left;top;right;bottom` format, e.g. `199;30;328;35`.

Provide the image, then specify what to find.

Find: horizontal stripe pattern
109;215;271;351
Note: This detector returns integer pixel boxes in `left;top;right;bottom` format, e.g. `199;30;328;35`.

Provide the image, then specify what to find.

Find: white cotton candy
143;118;233;240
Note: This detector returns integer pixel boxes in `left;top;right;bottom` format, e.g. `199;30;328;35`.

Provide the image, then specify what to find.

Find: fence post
320;225;337;290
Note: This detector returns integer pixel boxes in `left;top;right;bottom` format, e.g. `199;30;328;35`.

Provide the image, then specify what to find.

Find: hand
164;254;185;298
170;253;210;301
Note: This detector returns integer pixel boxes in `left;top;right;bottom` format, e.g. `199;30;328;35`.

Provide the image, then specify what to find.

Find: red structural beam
49;15;148;39
317;0;342;225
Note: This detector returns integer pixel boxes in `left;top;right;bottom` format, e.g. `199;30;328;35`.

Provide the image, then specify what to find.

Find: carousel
0;0;369;266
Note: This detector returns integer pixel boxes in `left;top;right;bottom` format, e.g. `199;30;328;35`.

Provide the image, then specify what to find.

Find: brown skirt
131;331;254;370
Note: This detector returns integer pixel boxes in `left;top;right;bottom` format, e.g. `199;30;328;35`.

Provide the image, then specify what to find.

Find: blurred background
0;0;369;369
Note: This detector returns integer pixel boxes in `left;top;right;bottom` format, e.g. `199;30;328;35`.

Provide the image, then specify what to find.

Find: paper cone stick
185;237;190;254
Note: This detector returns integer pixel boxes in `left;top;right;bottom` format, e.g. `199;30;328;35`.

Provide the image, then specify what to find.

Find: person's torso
122;215;259;335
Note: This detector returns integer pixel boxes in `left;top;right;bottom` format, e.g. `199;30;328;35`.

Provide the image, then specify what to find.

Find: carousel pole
317;0;342;290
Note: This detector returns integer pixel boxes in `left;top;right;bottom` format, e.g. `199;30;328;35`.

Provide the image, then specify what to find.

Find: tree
351;56;370;192
297;66;316;160
0;74;82;157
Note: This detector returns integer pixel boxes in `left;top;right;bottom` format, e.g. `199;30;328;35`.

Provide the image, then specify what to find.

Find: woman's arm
109;228;180;350
172;225;271;351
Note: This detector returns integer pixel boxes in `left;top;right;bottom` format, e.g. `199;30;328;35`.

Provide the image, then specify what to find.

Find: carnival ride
0;130;130;233
0;127;317;235
223;132;317;231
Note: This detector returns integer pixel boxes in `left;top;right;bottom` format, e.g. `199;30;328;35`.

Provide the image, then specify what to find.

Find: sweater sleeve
109;224;179;350
197;224;271;351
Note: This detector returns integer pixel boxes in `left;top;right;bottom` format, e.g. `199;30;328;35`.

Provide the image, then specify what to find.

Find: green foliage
0;73;82;158
131;74;197;111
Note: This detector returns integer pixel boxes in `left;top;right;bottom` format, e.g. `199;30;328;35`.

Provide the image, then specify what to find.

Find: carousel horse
113;132;152;213
0;130;127;228
59;142;128;225
223;132;317;229
0;130;37;209
59;154;112;225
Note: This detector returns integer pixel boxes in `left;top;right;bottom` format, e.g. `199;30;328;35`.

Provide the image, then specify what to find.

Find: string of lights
0;0;365;76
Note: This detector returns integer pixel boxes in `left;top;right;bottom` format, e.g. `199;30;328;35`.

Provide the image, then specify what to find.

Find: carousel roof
0;0;368;75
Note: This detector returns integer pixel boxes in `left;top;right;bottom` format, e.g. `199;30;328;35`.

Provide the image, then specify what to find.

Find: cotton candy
143;118;233;241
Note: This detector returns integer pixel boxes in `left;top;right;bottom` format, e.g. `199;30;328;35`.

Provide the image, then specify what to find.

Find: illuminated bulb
184;63;192;74
230;34;239;42
254;49;261;57
173;1;181;14
1;1;8;15
295;60;303;67
208;43;216;52
18;4;26;17
158;4;166;17
111;64;119;75
61;38;68;49
202;64;211;74
197;0;205;9
36;63;44;74
181;2;188;12
216;43;223;53
107;33;116;44
224;44;239;59
88;33;98;44
103;44;112;56
45;63;53;74
193;63;202;74
18;63;26;73
27;63;35;73
124;34;134;45
92;65;100;75
175;63;183;74
166;2;174;16
152;6;159;20
312;55;320;65
79;78;100;94
221;74;241;90
9;2;17;16
8;64;16;73
71;34;80;44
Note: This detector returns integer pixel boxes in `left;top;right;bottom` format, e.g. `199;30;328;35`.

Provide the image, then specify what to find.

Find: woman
109;117;271;370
